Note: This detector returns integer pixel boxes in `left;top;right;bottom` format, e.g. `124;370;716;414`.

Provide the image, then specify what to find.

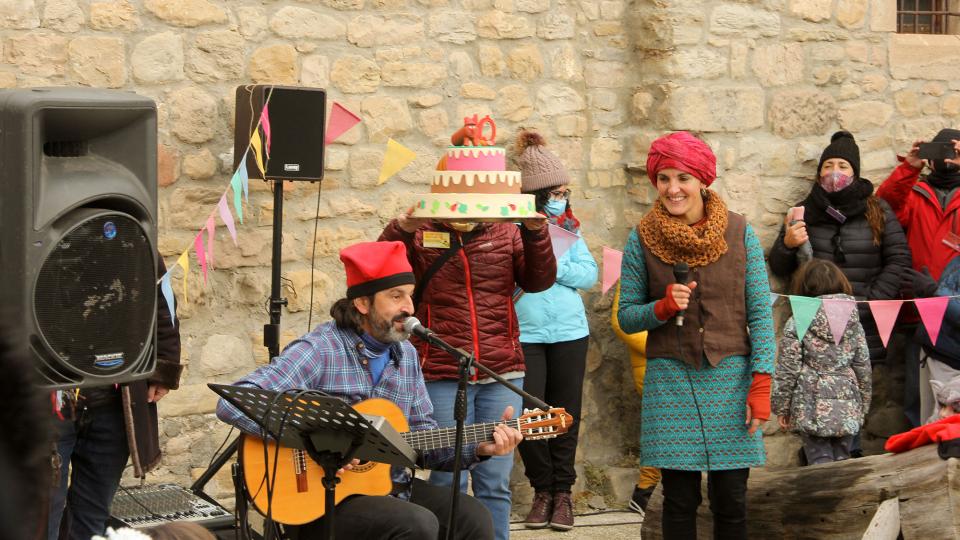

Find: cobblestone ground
509;510;643;539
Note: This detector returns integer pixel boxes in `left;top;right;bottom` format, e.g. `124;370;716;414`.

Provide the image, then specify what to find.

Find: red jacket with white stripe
380;220;556;381
876;160;960;281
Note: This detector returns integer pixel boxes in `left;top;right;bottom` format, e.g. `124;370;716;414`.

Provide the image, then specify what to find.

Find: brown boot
524;491;553;529
550;491;574;531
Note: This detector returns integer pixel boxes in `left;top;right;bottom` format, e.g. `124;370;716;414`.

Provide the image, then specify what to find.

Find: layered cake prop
411;115;536;221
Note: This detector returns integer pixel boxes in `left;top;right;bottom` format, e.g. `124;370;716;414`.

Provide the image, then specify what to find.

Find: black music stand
209;384;418;540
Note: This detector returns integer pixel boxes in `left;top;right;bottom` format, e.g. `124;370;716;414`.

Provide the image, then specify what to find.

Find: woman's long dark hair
790;258;853;297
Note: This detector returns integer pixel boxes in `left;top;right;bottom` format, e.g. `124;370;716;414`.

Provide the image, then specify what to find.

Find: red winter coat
884;414;960;453
876;160;960;281
380;220;557;381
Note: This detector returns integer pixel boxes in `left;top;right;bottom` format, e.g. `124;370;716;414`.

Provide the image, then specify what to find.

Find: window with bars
897;0;960;34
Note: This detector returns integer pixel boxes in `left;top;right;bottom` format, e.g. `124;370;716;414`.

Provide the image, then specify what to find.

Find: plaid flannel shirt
215;321;481;497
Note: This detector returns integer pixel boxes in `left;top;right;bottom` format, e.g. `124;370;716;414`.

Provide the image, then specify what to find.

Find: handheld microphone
673;262;689;327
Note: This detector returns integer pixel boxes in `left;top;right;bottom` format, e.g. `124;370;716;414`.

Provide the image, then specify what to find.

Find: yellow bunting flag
250;129;266;177
176;250;189;304
378;138;417;185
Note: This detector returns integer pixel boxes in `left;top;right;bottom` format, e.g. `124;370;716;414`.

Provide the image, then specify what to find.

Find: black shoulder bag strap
413;229;478;309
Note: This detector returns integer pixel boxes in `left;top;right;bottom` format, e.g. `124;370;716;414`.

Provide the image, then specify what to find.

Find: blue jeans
427;378;523;540
48;405;129;540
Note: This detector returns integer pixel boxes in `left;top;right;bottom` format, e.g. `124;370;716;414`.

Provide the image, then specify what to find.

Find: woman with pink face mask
769;130;911;395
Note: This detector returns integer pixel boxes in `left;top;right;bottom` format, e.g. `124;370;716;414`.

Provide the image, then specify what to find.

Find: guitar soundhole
352;460;376;473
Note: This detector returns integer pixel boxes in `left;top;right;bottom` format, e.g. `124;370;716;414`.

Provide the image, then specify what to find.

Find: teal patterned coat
617;225;776;471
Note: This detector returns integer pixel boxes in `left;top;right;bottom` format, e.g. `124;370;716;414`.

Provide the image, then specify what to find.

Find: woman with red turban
617;132;776;538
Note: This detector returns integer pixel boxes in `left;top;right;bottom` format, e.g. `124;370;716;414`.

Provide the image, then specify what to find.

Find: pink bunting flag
822;298;857;345
548;223;579;260
205;215;215;270
325;102;362;145
194;233;208;284
261;104;271;158
868;300;903;348
789;295;822;342
915;297;950;346
601;247;623;295
217;194;238;246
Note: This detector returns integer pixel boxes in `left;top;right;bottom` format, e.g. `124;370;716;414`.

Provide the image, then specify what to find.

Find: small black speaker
233;85;326;181
0;88;158;388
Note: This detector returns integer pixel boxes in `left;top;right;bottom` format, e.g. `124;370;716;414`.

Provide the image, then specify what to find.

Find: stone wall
2;0;958;517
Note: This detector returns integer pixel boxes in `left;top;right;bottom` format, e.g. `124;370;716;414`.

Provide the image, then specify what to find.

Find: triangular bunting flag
205;215;215;270
230;172;244;224
218;194;238;245
261;104;271;158
325;102;362;145
916;297;950;346
378;138;416;185
868;300;903;348
250;129;266;177
238;152;250;202
822;298;857;345
160;271;176;325
769;292;779;307
194;233;208;284
789;295;822;341
176;251;189;304
601;246;623;295
548;224;579;260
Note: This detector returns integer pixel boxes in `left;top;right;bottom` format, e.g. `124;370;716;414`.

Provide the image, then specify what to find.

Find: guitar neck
403;419;521;451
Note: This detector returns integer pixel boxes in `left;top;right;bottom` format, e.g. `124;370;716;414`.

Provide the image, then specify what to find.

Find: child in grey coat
773;259;872;465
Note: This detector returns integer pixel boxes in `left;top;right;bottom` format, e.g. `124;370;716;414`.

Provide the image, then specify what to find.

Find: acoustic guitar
240;397;572;525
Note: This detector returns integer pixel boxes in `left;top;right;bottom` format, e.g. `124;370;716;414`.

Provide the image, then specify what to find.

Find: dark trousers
517;337;588;492
48;405;129;540
660;468;749;540
295;479;493;539
801;434;853;465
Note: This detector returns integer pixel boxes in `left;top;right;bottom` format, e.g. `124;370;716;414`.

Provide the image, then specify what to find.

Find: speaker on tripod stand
0;88;159;388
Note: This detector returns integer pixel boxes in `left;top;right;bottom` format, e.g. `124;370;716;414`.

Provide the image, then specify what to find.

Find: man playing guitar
216;240;524;539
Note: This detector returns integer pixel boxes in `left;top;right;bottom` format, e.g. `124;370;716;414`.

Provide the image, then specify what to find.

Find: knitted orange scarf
637;190;729;268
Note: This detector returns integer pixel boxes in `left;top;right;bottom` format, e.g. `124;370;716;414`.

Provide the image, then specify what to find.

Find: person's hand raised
397;206;430;233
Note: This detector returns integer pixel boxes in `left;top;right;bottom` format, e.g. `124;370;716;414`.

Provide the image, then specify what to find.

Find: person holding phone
769;131;911;411
877;127;960;426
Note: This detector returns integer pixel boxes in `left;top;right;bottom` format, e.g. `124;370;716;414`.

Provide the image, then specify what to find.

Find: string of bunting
158;98;421;325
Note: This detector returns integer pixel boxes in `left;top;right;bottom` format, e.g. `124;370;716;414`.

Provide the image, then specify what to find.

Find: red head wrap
646;131;717;187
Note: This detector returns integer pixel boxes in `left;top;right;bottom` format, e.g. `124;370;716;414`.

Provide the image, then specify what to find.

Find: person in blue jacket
512;130;598;531
917;255;960;422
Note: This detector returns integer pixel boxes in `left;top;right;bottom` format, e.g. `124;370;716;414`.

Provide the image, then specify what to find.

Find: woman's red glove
747;373;771;422
654;284;682;321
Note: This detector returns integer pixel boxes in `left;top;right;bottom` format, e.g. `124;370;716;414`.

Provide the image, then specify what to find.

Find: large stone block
236;6;267;39
198;334;253;377
538;12;575;39
42;0;83;32
4;33;68;76
788;0;831;22
168;87;219;143
585;60;625;88
889;34;960;81
549;44;583;81
301;55;330;88
249;44;298;84
836;0;867;29
132;32;184;84
144;0;226;27
870;0;896;32
590;138;622;169
186;30;244;83
361;96;413;142
381;62;446;88
270;7;346;40
751;43;804;86
661;86;764;133
536;83;586;116
478;44;505;77
331;55;381;93
709;4;780;38
769;89;836;138
182;149;217;180
0;0;39;29
507;43;544;81
837;100;893;131
348;14;423;47
68;36;126;88
654;47;727;80
631;6;703;50
477;10;534;38
428;11;477;44
497;84;533;122
89;0;140;30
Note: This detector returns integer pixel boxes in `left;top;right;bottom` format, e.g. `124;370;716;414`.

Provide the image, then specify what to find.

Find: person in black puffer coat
769;131;912;365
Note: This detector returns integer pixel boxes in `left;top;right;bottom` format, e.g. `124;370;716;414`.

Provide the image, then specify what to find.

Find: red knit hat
339;241;415;299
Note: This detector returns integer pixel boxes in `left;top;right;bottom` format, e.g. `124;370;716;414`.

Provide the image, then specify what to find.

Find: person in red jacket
877;128;960;427
379;210;556;540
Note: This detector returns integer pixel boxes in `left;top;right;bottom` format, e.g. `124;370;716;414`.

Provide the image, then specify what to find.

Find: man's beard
368;310;411;343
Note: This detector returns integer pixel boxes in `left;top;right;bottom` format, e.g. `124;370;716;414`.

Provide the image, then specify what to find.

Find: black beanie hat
818;130;860;179
933;128;960;143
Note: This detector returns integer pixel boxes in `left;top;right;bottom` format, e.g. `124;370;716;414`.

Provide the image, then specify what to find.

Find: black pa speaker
0;88;159;389
233;85;326;181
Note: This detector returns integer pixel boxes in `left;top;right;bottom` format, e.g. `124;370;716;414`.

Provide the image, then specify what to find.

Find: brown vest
642;211;751;369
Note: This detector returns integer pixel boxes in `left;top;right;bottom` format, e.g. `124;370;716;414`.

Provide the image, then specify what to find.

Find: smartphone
789;206;804;223
918;142;957;160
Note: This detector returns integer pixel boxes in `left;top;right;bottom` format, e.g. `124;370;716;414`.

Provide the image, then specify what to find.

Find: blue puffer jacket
515;236;598;343
918;255;960;369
